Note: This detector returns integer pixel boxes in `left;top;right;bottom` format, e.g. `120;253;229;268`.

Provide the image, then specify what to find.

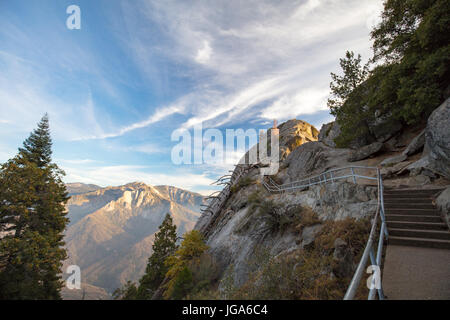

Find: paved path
382;245;450;299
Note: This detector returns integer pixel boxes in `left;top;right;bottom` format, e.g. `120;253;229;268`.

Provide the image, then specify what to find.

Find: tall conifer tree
136;213;177;299
0;114;69;299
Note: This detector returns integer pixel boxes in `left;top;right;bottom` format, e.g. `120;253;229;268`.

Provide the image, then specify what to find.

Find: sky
0;0;384;195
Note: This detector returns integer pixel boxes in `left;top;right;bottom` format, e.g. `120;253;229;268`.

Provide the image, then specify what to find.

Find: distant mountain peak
124;181;148;188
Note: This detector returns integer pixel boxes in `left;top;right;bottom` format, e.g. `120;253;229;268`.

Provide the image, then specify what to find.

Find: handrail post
351;167;356;184
378;170;389;239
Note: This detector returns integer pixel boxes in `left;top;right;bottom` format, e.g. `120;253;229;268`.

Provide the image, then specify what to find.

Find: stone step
384;208;440;216
383;194;433;200
384;203;435;210
387;221;448;231
383;198;432;204
388;236;450;250
384;189;444;196
389;228;450;240
385;214;442;223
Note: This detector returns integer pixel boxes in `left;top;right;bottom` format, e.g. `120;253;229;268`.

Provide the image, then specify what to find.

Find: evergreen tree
327;51;369;117
19;113;52;168
136;213;177;299
163;230;208;300
0;115;69;299
112;281;138;300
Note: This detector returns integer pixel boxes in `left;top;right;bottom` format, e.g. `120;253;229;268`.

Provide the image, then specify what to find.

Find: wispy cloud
120;0;382;131
73;104;183;140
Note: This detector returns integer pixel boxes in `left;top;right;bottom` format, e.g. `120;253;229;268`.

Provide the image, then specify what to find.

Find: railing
262;166;389;300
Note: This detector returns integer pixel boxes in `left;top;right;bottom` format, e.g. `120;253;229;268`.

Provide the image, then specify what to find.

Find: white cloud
260;87;329;121
195;40;213;64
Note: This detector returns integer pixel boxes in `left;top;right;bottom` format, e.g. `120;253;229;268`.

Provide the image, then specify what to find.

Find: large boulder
423;98;450;178
368;111;403;143
285;142;350;181
240;119;319;164
347;142;383;162
402;130;425;156
318;121;341;148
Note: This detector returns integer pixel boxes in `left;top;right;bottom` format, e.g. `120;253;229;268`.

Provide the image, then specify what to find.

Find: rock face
276;119;319;161
285;142;350;182
347;142;383;162
200;180;377;287
423;98;450;179
402;130;425;156
65;182;203;293
318;121;341;148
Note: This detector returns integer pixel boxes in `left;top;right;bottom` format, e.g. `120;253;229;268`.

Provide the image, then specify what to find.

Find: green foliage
136;214;178;299
168;266;193;300
327;51;370;117
163;230;209;299
329;0;450;147
112;281;138;300
0;115;69;300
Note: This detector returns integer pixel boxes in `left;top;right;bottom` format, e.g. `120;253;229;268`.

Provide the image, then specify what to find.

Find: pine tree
327;51;369;117
19;113;52;168
136;213;178;299
0;115;69;299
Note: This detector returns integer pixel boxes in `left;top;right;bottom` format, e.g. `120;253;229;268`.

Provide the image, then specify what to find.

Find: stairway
384;188;450;250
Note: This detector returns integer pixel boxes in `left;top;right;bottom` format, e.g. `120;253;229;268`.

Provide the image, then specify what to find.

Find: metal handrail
262;166;388;300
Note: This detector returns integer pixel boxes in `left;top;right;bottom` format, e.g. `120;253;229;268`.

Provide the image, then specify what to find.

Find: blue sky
0;0;383;194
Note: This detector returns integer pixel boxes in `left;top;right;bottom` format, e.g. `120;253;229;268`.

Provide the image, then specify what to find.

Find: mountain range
62;182;204;298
